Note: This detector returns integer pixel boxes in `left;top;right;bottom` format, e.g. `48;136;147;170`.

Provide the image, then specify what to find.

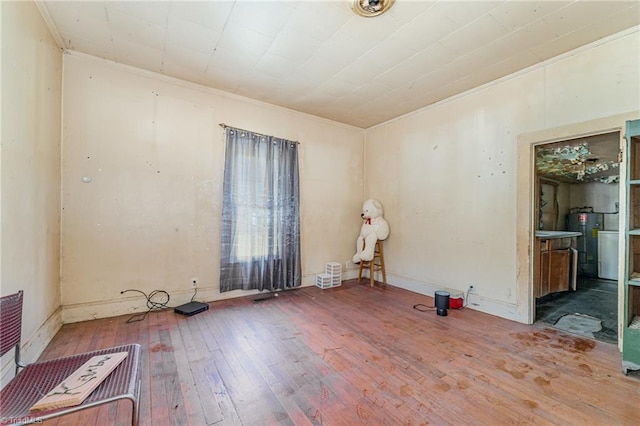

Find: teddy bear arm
377;220;390;240
360;233;378;261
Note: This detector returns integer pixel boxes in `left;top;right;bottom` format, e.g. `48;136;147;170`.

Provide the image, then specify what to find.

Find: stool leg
358;261;364;283
369;260;374;287
379;243;386;284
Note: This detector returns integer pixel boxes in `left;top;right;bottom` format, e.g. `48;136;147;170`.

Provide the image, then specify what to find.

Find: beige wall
570;182;620;231
1;1;62;382
60;53;364;322
364;29;640;322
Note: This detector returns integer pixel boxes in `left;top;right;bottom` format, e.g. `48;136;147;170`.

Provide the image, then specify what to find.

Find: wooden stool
358;240;386;287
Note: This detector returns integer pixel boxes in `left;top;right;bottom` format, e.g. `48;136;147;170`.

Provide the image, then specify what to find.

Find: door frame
516;111;639;350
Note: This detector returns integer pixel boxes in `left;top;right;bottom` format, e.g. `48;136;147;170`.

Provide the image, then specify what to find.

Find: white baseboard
63;282;319;323
62;270;526;324
384;272;527;323
62;287;226;323
0;307;62;387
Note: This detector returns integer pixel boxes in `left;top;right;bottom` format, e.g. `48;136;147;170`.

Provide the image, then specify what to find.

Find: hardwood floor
39;280;638;425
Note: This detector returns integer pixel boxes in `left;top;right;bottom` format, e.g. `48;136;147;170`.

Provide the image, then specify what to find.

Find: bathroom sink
535;230;582;239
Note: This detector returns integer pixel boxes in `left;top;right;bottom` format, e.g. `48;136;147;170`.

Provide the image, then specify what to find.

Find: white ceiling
38;0;640;128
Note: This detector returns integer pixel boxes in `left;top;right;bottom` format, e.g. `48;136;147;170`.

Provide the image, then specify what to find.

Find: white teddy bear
352;199;390;263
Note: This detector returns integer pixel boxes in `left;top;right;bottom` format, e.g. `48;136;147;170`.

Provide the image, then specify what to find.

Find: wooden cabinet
541;249;571;296
535;236;577;299
623;119;640;375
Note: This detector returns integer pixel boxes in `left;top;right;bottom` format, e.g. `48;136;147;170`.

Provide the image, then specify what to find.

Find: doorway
533;132;621;344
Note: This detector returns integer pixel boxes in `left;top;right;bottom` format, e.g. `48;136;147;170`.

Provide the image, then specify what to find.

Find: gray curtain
219;127;301;292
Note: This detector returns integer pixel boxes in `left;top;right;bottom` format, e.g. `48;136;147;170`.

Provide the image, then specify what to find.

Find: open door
622;119;640;375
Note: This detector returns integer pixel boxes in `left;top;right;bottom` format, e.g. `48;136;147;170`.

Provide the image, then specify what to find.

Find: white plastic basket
315;273;333;289
325;262;342;287
325;262;342;275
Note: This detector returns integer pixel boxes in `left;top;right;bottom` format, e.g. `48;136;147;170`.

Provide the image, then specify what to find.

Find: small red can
450;297;464;309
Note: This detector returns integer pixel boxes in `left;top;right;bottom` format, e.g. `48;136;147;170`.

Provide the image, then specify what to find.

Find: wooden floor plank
36;280;639;425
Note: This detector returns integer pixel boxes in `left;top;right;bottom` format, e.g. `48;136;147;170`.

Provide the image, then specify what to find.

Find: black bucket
434;291;450;316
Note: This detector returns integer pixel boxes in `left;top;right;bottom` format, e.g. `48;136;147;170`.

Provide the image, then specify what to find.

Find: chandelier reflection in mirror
352;0;395;17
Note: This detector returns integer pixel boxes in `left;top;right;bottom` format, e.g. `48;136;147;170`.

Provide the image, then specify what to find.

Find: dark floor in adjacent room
536;277;618;344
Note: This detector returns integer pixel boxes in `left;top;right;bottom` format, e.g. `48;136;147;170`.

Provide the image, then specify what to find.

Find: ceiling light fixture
351;0;395;17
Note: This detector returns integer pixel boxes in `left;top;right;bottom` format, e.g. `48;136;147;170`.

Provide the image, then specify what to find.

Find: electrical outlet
191;278;198;288
468;285;476;294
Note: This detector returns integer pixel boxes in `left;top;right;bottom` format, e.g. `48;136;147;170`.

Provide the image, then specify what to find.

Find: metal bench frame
0;291;141;426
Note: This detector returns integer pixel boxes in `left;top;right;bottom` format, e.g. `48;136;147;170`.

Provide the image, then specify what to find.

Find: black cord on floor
121;288;197;323
121;289;172;323
413;303;436;312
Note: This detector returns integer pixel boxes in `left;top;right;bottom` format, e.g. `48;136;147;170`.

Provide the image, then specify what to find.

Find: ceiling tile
163;43;210;74
436;0;504;26
386;0;437;22
374;43;456;87
284;2;353;42
312;33;374;68
351;80;395;103
228;1;298;38
439;14;510;56
215;23;273;57
351;91;401;112
111;37;164;72
272;73;318;96
315;77;360;98
387;9;458;52
445;48;504;79
408;66;459;94
531;25;602;61
333;57;388;86
481;50;541;81
162;60;206;86
107;8;167;51
44;2;110;46
167;1;233;32
333;93;370;110
236;70;281;99
107;1;170;27
357;37;420;71
254;53;300;79
294;55;347;84
330;13;401;53
165;15;221;55
593;3;640;39
201;64;244;94
488;1;570;31
267;28;323;62
506;19;560;53
481;33;533;61
206;45;259;75
543;1;635;37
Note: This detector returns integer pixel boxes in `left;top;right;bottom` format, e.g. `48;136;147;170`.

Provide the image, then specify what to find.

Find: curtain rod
219;123;299;144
